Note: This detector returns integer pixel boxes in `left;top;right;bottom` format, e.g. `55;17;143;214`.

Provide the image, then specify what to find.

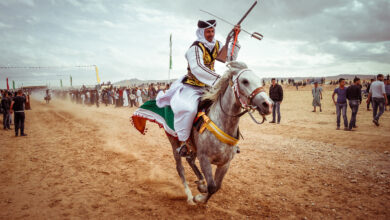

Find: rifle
215;0;259;63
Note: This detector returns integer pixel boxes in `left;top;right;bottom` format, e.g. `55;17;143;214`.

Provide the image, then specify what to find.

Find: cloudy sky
0;0;389;88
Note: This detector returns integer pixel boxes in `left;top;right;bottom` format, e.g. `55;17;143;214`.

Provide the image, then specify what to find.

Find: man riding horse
156;20;241;157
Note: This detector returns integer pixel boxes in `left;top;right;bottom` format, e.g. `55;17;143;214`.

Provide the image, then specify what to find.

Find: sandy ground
0;86;389;219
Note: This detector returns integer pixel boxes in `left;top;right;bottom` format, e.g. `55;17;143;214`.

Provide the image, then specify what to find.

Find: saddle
192;98;240;147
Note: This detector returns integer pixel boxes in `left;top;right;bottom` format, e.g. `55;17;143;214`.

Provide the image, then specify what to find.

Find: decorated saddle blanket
131;100;177;137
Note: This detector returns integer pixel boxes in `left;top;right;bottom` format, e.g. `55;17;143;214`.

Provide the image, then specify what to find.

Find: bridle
219;68;267;124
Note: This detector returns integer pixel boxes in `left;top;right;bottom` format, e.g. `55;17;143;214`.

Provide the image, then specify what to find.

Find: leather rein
219;69;266;124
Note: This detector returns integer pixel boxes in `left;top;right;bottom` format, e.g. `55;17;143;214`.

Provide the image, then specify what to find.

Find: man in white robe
123;89;129;107
156;19;241;156
136;88;143;106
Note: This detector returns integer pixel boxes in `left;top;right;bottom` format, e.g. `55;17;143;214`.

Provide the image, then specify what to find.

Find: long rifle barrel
237;0;257;25
199;7;263;40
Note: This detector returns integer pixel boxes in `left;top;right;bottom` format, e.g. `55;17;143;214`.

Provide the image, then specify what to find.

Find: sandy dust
0;86;389;219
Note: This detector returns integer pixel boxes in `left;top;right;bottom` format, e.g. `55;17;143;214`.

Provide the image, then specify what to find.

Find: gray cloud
0;0;389;88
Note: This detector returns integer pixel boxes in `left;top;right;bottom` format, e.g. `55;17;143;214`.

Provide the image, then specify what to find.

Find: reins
218;68;267;124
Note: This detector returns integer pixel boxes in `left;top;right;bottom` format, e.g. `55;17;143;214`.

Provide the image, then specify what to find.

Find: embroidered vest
185;41;220;87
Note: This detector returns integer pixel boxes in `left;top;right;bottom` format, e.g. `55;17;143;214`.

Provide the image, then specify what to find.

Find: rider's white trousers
156;76;203;141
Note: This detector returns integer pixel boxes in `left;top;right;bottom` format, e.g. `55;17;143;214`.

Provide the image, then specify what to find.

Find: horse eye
242;79;249;85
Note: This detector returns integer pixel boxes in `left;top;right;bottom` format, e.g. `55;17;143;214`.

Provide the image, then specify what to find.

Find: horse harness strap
231;68;266;110
197;112;239;146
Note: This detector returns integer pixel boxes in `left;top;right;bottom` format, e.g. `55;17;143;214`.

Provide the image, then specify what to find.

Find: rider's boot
176;141;189;157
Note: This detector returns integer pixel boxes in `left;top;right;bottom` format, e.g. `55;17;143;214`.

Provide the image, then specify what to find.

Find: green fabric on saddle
131;100;176;136
140;100;175;130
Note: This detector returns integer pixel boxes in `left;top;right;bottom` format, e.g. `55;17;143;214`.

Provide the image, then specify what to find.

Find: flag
95;65;101;84
12;80;15;90
70;75;72;87
169;34;172;70
6;78;9;90
60;79;63;88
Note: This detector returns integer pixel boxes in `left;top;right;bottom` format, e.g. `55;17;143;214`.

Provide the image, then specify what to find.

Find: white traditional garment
81;93;85;105
136;89;143;105
156;23;240;141
123;89;129;107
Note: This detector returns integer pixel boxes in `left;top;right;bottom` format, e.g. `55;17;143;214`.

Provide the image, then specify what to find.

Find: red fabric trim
130;115;177;139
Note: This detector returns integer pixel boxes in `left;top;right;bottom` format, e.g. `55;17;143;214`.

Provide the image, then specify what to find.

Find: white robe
156;40;240;141
136;89;143;105
123;90;129;107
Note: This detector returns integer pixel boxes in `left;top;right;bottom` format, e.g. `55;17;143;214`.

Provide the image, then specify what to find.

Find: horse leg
185;154;207;193
193;155;217;204
214;162;231;191
168;136;195;205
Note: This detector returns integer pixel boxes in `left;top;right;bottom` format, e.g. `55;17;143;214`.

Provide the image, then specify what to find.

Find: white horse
167;61;273;204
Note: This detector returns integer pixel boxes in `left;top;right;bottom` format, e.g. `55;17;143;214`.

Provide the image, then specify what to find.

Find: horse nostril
262;102;268;108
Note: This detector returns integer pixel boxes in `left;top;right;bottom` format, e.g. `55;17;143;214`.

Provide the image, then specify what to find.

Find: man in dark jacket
346;77;362;130
10;90;27;136
269;78;283;124
1;91;11;130
366;78;374;110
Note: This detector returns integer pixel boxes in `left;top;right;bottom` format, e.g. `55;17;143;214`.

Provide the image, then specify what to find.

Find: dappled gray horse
167;61;273;205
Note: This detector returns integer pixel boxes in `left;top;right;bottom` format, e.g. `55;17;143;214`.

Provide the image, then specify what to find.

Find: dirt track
1;87;390;219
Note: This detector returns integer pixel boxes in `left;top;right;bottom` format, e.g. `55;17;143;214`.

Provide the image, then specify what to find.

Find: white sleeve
185;46;221;86
219;40;241;62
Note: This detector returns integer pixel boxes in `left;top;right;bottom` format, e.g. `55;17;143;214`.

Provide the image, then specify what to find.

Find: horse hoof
197;184;208;193
195;180;208;193
187;198;196;206
194;194;207;204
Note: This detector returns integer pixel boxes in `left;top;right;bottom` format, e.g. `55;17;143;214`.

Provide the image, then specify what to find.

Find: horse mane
201;61;248;102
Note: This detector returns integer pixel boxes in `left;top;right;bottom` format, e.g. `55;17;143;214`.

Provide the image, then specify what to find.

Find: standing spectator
148;84;157;100
114;89;119;107
136;87;143;106
367;74;388;126
346;77;362;130
366;79;374;110
10;90;27;136
107;89;112;105
1;92;11;130
129;89;137;107
119;88;124;106
312;82;322;112
95;89;100;108
269;78;283;124
156;85;163;94
332;78;348;130
385;79;390;111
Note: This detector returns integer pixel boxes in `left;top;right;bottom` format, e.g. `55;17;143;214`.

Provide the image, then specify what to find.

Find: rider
156;19;241;156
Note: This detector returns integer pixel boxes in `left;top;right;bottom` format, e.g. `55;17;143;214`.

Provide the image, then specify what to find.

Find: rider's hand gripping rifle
211;0;262;63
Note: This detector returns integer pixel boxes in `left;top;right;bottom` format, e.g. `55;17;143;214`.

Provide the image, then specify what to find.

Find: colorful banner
6;78;9;90
95;65;101;84
70;75;72;87
60;79;63;88
12;80;15;90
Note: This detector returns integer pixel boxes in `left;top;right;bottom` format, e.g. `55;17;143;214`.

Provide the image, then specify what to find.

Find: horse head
227;61;273;117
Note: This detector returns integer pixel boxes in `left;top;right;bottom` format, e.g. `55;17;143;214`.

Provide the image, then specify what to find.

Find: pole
169;33;172;81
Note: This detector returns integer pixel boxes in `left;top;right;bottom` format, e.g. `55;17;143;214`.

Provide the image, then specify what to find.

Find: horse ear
226;61;248;73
